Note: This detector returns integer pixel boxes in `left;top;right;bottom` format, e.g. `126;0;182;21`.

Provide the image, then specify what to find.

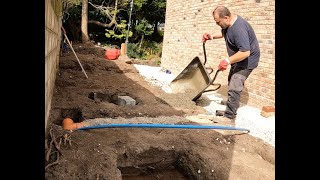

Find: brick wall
45;0;62;133
161;0;275;109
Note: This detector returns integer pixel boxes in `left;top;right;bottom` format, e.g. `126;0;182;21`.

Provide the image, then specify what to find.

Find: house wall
161;0;275;109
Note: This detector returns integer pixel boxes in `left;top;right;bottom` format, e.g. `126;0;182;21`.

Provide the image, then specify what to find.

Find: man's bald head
213;6;231;18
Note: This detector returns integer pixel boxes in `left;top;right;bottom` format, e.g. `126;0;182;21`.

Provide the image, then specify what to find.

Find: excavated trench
47;92;244;180
51;100;225;179
117;148;207;180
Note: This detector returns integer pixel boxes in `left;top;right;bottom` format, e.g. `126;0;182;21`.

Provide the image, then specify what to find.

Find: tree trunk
139;35;144;51
68;20;80;41
81;0;89;43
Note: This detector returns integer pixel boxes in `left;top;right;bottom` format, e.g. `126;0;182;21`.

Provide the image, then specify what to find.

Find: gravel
94;64;275;147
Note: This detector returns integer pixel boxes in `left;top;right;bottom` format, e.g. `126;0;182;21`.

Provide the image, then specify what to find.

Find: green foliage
127;41;162;62
105;20;133;41
153;0;166;8
62;0;81;9
105;29;133;40
135;19;153;36
127;43;145;59
135;0;166;24
67;4;82;20
134;0;148;9
142;41;162;57
63;0;167;45
157;28;164;37
158;31;164;37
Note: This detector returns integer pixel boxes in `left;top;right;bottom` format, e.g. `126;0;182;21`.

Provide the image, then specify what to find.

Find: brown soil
45;42;275;180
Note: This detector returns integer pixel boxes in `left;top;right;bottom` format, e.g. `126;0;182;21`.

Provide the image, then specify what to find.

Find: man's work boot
220;100;227;105
216;110;225;116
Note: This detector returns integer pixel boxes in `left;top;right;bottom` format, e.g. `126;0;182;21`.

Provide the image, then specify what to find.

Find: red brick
262;106;275;112
261;111;275;118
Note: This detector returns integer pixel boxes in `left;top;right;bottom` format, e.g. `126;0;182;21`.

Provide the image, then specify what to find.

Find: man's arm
218;50;250;71
228;50;250;64
202;31;223;42
211;32;223;39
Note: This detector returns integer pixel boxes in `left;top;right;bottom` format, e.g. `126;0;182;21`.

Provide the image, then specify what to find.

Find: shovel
169;42;221;101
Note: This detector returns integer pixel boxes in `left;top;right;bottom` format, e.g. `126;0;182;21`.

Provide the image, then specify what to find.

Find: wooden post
121;43;126;55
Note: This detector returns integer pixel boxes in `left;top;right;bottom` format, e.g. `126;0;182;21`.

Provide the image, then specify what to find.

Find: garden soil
45;42;275;180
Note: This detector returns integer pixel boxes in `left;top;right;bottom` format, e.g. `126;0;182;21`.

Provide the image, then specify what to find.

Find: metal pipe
125;0;134;54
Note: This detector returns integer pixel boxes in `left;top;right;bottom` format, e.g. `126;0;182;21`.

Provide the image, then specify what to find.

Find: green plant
140;41;162;61
127;41;163;62
105;20;133;41
127;43;145;59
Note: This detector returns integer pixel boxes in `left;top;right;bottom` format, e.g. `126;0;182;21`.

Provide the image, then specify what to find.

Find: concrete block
117;96;136;106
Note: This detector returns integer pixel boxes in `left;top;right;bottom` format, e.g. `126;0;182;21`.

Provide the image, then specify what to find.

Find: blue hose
77;123;250;132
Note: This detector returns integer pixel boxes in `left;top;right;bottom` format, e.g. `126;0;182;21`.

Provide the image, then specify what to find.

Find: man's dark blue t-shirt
222;15;260;69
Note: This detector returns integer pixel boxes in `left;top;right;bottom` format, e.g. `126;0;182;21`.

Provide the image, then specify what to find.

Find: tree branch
88;0;119;28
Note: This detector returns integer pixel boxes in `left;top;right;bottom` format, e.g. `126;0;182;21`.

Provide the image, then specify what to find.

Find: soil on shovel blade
45;42;275;180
